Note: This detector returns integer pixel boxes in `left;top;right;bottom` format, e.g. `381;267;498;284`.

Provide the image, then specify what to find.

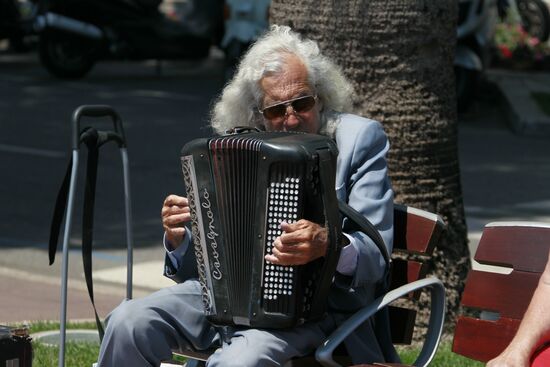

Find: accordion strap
337;201;392;271
337;201;394;360
309;149;343;317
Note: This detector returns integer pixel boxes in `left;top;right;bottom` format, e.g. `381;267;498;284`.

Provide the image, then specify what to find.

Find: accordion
180;131;343;329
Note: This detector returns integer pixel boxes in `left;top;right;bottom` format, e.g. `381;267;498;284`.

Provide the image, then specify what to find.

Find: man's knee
105;300;158;340
207;350;278;367
207;329;287;367
99;299;176;366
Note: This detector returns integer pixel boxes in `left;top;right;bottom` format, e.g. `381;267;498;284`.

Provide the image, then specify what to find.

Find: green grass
397;342;484;367
10;322;483;366
532;92;550;116
26;320;97;334
33;341;100;367
10;321;100;367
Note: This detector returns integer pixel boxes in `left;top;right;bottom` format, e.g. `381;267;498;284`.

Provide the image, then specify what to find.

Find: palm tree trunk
271;0;469;328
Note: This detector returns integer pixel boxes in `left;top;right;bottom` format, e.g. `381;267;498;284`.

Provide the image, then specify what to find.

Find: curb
31;329;99;346
486;69;550;135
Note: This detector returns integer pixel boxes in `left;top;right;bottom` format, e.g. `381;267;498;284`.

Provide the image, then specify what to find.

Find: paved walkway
487;69;550;135
461;70;550;273
1;68;549;325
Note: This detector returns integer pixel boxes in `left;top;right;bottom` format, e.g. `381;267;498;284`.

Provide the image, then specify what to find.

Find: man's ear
317;97;324;112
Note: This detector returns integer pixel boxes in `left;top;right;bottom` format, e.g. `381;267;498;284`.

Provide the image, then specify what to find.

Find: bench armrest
315;278;446;367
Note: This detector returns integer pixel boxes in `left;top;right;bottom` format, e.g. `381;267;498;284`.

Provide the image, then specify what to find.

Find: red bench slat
452;223;550;364
393;205;443;255
389;259;426;295
461;270;539;319
388;205;445;345
453;317;521;362
475;225;550;272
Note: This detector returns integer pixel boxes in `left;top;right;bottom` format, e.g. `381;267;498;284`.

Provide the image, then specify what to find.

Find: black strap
308;149;343;318
338;201;392;296
48;127;119;341
338;201;391;269
48;127;96;264
48;157;73;265
338;200;395;361
81;130;105;340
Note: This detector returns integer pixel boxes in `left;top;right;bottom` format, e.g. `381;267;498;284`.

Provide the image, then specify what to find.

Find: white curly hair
210;25;354;137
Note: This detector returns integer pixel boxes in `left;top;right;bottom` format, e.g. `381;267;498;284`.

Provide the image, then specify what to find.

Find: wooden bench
452;222;550;362
174;204;447;367
330;221;550;367
315;204;446;367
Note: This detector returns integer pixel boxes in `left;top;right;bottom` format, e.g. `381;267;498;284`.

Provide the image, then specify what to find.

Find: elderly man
97;25;395;366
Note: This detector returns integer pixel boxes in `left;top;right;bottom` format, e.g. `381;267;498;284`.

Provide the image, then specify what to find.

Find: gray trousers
97;280;336;367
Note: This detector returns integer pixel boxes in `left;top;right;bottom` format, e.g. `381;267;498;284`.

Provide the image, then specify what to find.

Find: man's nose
284;105;300;130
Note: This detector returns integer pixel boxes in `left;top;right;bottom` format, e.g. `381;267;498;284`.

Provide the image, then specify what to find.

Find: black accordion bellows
180;131;342;328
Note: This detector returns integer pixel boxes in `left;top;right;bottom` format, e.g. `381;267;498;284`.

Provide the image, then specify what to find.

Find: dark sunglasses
260;95;317;120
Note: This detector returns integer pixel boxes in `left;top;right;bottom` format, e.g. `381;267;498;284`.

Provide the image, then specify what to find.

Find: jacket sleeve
163;227;199;283
335;117;394;289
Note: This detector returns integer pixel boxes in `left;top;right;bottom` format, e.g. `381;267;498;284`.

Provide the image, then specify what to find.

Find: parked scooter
221;0;270;81
33;0;224;79
455;0;501;112
515;0;550;42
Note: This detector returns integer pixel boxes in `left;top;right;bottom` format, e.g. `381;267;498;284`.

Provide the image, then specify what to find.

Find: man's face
259;55;321;134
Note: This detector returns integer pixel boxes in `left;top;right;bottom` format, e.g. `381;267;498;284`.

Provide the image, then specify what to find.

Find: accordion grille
210;137;262;313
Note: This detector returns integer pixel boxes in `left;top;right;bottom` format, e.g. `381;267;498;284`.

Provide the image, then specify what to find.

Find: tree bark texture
271;0;469;331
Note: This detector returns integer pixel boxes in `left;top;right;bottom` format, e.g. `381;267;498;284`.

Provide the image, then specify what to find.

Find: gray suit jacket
329;113;396;362
164;113;396;363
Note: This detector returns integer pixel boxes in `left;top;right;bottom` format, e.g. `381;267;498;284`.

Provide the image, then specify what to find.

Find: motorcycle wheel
39;30;98;79
455;66;479;113
516;0;550;42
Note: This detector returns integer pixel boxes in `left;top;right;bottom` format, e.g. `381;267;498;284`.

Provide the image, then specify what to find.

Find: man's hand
161;194;191;249
265;219;328;266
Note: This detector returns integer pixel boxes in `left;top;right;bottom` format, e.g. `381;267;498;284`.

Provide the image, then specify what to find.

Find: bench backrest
452;222;550;362
388;204;446;344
